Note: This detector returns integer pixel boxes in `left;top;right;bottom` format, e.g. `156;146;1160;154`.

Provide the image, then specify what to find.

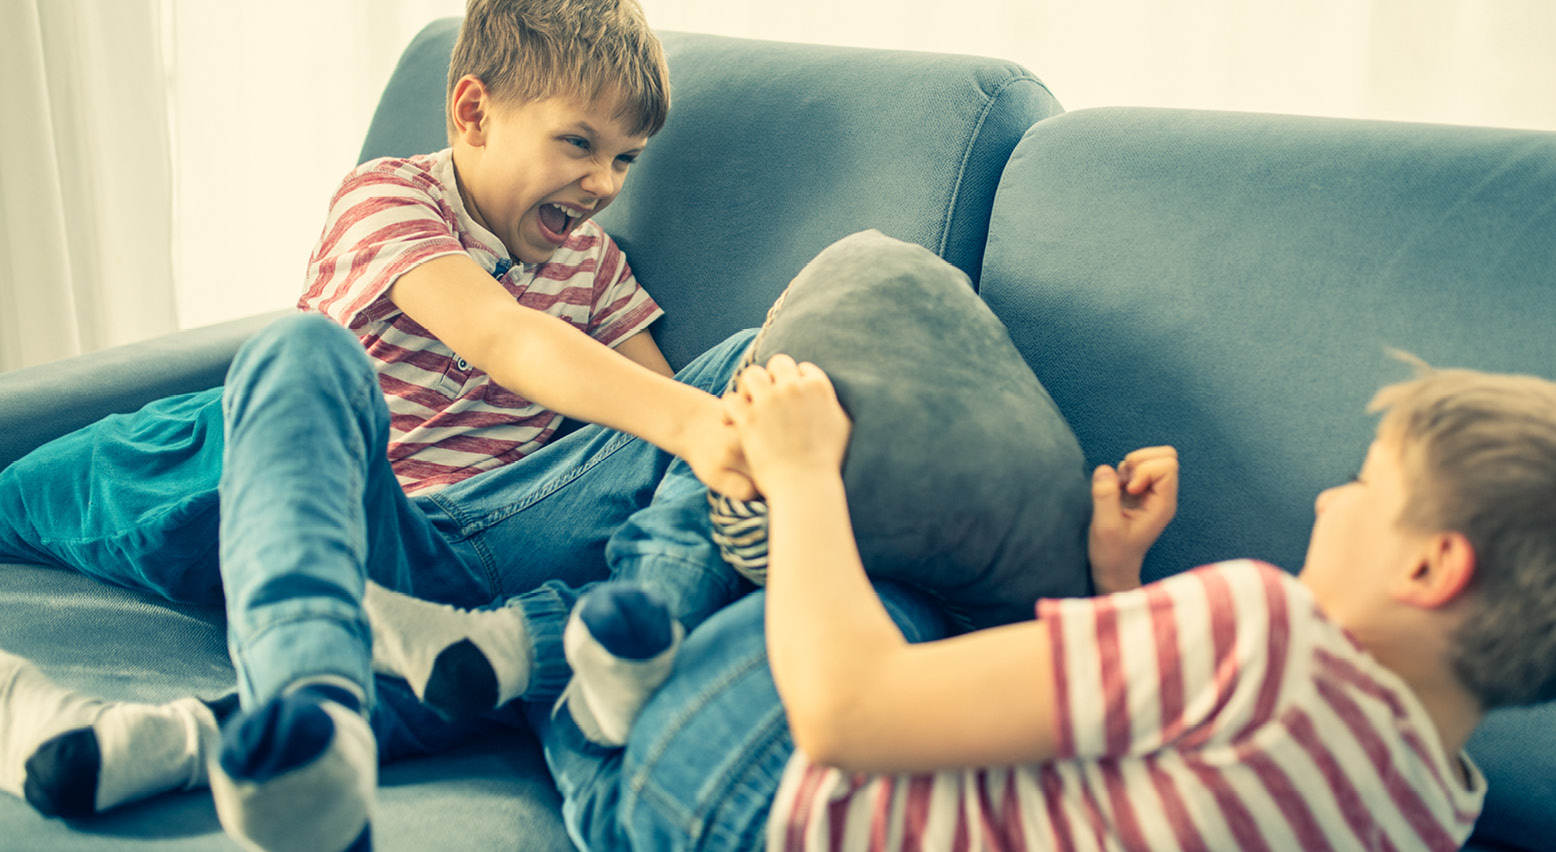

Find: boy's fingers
740;365;775;404
1123;457;1180;495
1119;447;1176;476
1122;445;1177;462
794;360;829;385
763;353;800;381
1090;465;1123;531
721;394;749;428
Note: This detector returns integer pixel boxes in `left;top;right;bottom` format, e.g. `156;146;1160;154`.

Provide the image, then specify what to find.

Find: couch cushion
723;230;1092;629
359;22;1063;368
979;106;1556;851
1467;704;1556;851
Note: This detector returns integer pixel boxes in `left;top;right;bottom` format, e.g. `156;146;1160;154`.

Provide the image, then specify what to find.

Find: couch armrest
0;310;292;470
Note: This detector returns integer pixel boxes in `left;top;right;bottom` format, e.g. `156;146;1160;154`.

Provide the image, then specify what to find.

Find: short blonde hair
446;0;669;140
1371;356;1556;708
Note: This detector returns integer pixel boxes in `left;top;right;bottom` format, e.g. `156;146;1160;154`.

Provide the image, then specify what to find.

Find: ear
1394;531;1477;608
450;75;492;146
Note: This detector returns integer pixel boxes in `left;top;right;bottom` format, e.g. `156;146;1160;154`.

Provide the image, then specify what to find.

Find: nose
580;160;619;199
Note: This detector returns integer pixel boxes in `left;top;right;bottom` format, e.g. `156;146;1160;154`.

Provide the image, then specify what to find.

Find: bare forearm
483;308;712;457
763;470;907;757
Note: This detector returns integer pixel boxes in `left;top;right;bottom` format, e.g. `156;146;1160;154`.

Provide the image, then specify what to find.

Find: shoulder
1044;560;1304;628
330;151;451;206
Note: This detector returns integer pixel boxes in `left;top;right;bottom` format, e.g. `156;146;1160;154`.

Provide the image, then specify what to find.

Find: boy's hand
723;354;851;498
1088;445;1178;594
682;406;758;501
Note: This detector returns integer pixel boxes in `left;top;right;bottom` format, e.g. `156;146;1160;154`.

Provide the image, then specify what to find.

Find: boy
0;1;755;850
407;353;1552;851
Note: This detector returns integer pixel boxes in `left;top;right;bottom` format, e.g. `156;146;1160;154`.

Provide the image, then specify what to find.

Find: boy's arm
612;330;675;378
392;254;754;499
726;355;1064;773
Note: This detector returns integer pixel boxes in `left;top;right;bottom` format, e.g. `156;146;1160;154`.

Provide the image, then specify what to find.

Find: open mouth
537;202;583;243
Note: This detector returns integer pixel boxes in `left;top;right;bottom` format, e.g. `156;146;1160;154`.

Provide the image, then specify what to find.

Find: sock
0;649;217;817
208;677;374;852
361;580;530;720
559;584;683;747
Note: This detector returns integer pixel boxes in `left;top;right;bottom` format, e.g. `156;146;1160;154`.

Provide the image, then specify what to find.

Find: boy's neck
1371;642;1483;787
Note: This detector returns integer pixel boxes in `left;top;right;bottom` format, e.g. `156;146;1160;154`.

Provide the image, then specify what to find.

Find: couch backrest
359;19;1061;366
980;106;1556;584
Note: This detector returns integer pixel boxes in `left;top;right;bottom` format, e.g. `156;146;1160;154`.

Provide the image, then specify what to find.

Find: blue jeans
524;580;951;852
0;314;757;714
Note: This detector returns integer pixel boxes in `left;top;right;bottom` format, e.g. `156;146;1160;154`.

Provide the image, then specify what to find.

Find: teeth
548;203;581;225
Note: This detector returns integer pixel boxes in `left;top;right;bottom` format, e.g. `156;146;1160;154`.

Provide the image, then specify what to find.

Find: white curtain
2;0;1553;372
0;0;463;372
0;0;176;372
165;0;465;331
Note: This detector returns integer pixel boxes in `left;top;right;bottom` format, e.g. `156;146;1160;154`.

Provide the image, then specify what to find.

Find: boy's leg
364;330;759;719
0;387;229;605
208;313;427;852
0;648;231;817
529;581;951;852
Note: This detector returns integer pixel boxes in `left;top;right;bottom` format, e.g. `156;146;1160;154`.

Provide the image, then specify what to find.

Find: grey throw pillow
713;230;1092;629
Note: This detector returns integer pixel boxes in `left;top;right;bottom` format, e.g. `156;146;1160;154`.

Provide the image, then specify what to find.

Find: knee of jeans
226;314;381;424
234;314;369;383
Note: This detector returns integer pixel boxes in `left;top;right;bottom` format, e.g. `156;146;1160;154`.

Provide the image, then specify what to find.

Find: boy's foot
361;581;531;721
559;583;683;747
0;649;219;816
209;678;373;852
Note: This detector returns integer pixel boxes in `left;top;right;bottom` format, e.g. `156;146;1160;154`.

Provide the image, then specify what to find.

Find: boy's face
454;87;648;264
1298;436;1430;630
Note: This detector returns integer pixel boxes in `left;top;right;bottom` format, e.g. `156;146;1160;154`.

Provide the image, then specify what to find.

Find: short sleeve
582;230;662;347
1038;560;1308;761
299;160;469;332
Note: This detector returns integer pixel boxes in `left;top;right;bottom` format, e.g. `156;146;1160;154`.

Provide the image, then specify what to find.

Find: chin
510;244;557;265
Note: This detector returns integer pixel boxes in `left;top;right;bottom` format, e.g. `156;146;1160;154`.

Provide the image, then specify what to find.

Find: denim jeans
0;313;757;714
524;580;951;852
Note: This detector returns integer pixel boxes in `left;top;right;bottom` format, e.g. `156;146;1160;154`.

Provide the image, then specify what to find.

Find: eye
563;136;591;151
616;153;638;167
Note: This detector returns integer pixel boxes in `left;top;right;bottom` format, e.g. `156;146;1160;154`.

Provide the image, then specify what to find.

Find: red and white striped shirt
298;148;662;495
768;560;1485;851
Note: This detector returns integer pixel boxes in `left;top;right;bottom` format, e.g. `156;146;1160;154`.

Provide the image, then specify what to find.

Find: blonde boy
721;357;1556;851
301;0;749;496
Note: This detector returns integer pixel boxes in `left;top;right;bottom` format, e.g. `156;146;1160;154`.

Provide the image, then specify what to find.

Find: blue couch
0;19;1057;852
2;16;1552;852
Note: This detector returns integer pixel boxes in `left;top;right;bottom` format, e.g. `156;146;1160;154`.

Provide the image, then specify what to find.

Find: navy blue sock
210;682;375;852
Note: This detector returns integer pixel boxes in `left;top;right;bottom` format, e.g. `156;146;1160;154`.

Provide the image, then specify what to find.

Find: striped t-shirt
298;148;662;495
768;560;1485;851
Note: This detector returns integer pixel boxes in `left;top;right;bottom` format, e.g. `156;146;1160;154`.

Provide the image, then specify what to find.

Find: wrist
760;463;843;504
649;382;718;458
1089;556;1144;595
